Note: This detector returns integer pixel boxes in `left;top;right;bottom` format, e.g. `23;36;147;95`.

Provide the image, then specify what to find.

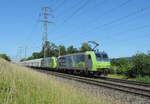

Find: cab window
95;53;108;60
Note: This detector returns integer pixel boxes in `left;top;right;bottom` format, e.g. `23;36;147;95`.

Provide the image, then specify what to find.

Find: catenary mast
40;6;53;58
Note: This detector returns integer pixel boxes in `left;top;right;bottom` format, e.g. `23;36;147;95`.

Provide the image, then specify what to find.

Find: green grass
108;74;150;83
0;58;120;104
107;74;127;79
134;75;150;83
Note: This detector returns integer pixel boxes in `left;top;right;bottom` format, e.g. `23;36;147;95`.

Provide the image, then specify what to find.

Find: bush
132;53;150;76
111;58;133;77
111;52;150;78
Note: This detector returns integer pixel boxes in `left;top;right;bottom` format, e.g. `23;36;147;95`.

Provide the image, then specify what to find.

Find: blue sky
0;0;150;61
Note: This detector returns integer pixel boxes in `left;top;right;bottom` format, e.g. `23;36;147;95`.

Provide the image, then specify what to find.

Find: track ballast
31;67;150;98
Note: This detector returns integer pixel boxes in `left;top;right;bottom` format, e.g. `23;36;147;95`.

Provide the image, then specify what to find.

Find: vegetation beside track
110;51;150;83
0;58;118;104
108;74;150;83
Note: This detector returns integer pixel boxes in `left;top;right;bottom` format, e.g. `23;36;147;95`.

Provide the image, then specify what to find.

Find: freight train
19;51;111;76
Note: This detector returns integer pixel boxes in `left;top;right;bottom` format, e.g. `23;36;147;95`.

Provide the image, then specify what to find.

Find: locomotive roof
58;51;94;57
58;51;107;57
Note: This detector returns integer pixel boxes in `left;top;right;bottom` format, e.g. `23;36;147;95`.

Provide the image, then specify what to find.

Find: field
0;58;120;104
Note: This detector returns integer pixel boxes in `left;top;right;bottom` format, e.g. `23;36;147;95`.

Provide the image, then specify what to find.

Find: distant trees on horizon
20;41;92;61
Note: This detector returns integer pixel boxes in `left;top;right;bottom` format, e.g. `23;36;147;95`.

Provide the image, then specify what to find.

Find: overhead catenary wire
59;0;132;31
53;0;132;40
81;11;150;35
56;5;150;43
103;24;150;42
76;0;107;16
54;0;66;11
62;0;90;24
48;0;88;36
84;22;150;45
109;31;150;45
87;0;133;25
44;1;150;46
23;12;41;44
82;5;150;35
48;0;57;7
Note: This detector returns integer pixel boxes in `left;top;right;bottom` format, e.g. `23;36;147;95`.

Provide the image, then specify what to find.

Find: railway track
33;68;150;98
99;77;150;87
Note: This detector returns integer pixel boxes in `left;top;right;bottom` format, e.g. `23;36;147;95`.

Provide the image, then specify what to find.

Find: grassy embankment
108;74;150;83
0;58;120;104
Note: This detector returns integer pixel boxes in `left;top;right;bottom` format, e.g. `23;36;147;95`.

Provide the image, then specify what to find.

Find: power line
22;11;41;45
88;23;150;44
48;0;87;36
48;0;57;7
111;31;150;45
77;0;107;16
114;24;150;36
61;0;132;33
56;5;150;43
86;12;150;34
87;0;133;25
54;0;66;11
62;0;90;24
53;0;132;40
54;0;83;20
84;5;150;34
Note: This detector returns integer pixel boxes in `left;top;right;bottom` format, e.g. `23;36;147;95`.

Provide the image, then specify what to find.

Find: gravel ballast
49;74;150;104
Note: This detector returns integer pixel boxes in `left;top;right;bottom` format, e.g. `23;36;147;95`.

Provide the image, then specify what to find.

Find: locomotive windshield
95;53;109;61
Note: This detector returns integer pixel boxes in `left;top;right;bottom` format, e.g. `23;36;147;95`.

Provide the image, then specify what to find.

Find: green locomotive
21;51;110;75
57;51;110;75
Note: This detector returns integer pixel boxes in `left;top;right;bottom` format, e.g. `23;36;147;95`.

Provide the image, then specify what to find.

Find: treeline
0;54;11;61
21;41;92;61
111;52;150;78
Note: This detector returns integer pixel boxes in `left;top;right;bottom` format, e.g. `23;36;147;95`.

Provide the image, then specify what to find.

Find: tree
41;41;58;57
67;45;78;54
58;45;67;55
80;42;92;52
111;58;134;77
132;53;150;76
0;54;11;61
32;52;42;59
111;52;150;78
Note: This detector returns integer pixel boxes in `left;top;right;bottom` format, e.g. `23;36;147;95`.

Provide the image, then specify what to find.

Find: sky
0;0;150;61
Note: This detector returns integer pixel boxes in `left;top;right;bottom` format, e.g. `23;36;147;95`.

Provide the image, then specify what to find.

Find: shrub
111;58;133;77
111;52;150;78
132;53;150;76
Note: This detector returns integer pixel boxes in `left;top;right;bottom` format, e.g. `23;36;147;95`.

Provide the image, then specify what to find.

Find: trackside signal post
40;6;53;58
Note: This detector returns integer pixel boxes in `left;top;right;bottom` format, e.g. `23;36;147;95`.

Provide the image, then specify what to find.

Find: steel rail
33;68;150;98
99;77;150;87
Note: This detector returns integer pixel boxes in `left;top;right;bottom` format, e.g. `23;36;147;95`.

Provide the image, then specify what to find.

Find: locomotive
20;51;111;76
